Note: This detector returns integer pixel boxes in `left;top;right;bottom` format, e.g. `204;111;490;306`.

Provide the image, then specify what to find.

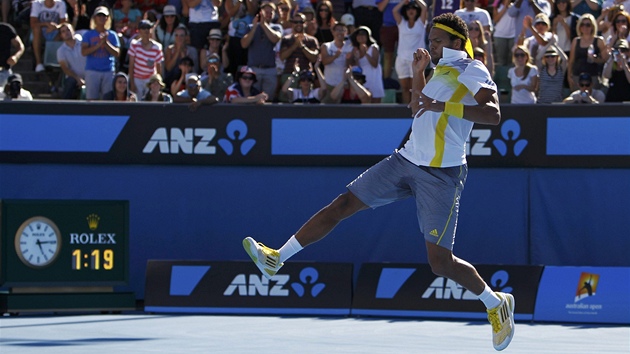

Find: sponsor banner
1;103;629;167
352;263;543;320
144;261;352;315
533;266;630;324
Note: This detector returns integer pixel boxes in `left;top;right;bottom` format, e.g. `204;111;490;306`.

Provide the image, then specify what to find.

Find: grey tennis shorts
347;151;467;250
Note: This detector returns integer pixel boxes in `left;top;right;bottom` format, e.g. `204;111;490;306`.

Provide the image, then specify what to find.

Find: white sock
278;235;303;263
477;285;502;309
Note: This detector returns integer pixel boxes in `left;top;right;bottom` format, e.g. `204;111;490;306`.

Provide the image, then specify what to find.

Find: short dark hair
180;56;194;67
401;1;422;22
432;13;469;51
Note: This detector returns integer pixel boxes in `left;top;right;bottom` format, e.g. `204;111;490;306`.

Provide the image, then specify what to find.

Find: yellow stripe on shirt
430;82;470;167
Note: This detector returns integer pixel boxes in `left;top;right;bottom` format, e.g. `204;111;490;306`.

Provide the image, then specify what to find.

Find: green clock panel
1;200;129;287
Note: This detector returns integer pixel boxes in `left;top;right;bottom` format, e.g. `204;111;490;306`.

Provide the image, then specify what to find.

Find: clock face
14;216;62;268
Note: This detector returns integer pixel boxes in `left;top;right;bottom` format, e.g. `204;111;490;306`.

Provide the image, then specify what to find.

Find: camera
580;91;588;98
8;81;21;99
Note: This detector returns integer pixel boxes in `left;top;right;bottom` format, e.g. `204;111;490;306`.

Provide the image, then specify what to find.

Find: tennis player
243;12;515;351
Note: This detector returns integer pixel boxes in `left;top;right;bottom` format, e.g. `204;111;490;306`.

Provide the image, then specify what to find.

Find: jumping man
243;12;515;351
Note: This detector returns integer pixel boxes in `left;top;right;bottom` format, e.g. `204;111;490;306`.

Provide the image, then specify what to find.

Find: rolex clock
0;199;129;287
14;216;62;268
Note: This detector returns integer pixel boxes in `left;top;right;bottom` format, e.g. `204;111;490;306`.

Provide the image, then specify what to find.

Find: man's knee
426;245;454;277
327;192;367;220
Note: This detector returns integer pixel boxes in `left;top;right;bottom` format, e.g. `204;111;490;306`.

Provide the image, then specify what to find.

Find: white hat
340;13;355;26
163;5;177;16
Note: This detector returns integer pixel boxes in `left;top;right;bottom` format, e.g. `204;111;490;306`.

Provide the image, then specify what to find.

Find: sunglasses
580;22;592;27
164;15;176;18
291;20;305;24
319;8;330;12
188;83;199;88
280;7;290;11
241;75;254;80
615;19;628;24
96;13;109;17
469;27;480;31
207;58;220;64
579;82;591;87
514;53;526;58
544;55;557;58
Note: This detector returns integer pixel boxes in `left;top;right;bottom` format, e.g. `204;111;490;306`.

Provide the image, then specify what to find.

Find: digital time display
72;249;114;270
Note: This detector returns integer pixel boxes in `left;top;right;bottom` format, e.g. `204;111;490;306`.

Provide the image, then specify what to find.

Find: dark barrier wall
1;103;629;298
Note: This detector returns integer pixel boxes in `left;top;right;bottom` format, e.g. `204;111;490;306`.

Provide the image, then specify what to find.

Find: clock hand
36;238;45;254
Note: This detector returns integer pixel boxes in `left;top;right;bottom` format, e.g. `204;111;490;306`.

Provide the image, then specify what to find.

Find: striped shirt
128;39;164;80
399;48;496;168
537;66;564;104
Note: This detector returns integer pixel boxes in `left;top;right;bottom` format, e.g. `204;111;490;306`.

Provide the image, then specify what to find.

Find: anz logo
143;119;256;155
376;268;513;300
467;119;528;157
224;267;326;297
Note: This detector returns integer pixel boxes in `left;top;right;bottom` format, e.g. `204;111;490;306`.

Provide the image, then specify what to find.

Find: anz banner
534;266;630;324
352;263;543;320
144;260;353;315
1;102;629;167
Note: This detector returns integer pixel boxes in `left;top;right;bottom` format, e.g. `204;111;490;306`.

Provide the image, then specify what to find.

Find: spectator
224;66;269;103
603;39;630;101
113;0;142;48
508;45;539;103
240;1;282;102
598;4;626;40
277;0;293;34
281;65;327;103
102;71;138;101
571;0;601;17
200;28;223;68
605;10;630;47
320;22;353;103
169;55;194;94
551;0;579;57
200;52;233;97
349;25;384;103
537;45;569;103
164;25;198;89
352;0;382;44
507;0;551;42
153;5;180;50
563;71;606;102
0;22;25;87
375;0;398;82
278;12;319;96
340;12;356;35
330;66;372;103
223;0;255;76
182;0;221;51
174;74;219;109
493;0;517;67
30;0;67;72
128;19;164;99
0;73;33;100
81;6;120;100
469;20;494;75
393;0;427;104
567;13;608;90
57;23;86;99
143;73;173;101
455;0;494;32
315;0;336;44
519;13;558;65
302;5;317;36
75;0;117;31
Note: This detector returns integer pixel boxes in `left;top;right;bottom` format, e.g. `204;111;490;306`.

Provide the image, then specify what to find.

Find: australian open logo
565;272;603;315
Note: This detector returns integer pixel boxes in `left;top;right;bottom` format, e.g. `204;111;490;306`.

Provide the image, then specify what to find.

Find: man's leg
243;191;368;277
426;242;515;351
293;191;369;248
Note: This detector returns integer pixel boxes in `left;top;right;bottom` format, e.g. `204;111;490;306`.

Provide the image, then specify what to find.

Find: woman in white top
392;0;427;104
320;22;353;103
508;45;539;103
349;26;384;102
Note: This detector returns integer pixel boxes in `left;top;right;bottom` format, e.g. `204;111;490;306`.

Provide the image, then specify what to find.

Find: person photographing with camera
1;73;33;101
562;72;605;103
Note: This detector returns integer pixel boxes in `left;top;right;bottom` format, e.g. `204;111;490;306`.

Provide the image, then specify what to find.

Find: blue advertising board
533;266;630;324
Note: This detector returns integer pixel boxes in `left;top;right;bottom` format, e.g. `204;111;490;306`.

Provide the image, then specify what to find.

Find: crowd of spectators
1;0;630;104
